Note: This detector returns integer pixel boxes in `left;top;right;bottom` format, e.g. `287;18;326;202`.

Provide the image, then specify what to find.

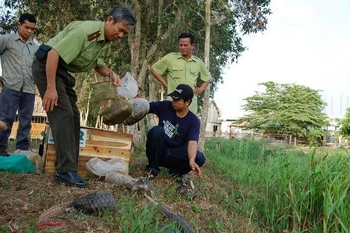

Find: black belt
34;44;52;59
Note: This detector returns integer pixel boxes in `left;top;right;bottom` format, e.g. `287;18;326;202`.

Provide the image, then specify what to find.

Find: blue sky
214;0;350;119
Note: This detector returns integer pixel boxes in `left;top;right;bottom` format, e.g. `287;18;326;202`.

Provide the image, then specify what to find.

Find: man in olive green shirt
32;7;135;187
149;32;211;113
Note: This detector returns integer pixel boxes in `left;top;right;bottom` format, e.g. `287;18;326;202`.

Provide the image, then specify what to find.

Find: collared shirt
152;52;211;113
0;33;38;94
46;21;111;73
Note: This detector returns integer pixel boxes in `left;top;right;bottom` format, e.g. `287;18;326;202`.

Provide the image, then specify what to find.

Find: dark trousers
146;126;206;175
0;86;35;151
32;57;80;173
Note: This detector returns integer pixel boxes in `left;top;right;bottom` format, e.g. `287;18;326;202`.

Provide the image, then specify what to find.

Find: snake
38;182;195;233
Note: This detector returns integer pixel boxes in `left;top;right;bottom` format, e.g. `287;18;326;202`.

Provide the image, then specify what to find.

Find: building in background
203;99;222;137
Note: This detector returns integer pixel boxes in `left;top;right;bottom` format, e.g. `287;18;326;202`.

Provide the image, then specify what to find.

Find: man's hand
189;160;202;178
0;76;3;87
0;120;8;131
194;81;210;95
194;86;204;95
109;71;121;86
42;87;58;112
94;66;120;85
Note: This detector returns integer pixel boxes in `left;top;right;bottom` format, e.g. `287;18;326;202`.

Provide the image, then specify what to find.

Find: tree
198;0;212;152
237;81;328;141
1;0;272;146
1;0;272;95
339;108;350;140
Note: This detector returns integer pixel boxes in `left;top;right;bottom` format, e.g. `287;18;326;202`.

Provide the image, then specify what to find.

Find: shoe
14;149;38;157
144;169;158;180
131;178;154;191
14;149;39;162
0;120;7;131
0;149;9;157
169;169;184;184
55;171;88;188
176;184;190;195
176;184;197;200
175;175;185;185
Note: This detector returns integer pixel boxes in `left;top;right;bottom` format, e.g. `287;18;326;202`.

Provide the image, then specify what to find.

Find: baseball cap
167;84;194;100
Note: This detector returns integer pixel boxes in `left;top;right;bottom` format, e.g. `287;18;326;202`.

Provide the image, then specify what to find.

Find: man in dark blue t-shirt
145;84;206;181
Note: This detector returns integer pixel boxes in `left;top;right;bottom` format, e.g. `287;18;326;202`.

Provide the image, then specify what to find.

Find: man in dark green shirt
32;7;135;187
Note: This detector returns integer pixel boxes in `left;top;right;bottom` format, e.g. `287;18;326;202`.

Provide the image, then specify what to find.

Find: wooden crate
10;122;46;139
43;125;133;177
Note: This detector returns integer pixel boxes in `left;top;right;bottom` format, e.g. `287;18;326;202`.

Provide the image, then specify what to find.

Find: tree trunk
198;0;212;152
129;0;141;78
148;0;164;102
126;0;143;146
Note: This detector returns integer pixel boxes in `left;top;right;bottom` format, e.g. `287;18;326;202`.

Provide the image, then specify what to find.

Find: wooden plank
86;127;133;140
79;146;131;156
47;145;131;159
9;122;19;139
10;122;46;139
44;125;133;177
30;123;46;139
45;153;130;177
85;139;129;148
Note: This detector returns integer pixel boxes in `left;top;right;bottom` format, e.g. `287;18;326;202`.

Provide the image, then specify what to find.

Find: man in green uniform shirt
149;32;211;114
32;7;135;187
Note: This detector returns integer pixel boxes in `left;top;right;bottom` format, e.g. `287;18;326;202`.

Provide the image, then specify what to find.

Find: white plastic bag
105;171;138;187
117;72;138;99
85;157;127;176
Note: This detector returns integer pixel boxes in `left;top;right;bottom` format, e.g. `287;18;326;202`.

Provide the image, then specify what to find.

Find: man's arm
0;34;8;54
187;140;202;178
148;65;167;88
94;66;121;86
194;80;210;95
194;60;211;95
0;35;9;87
42;49;60;112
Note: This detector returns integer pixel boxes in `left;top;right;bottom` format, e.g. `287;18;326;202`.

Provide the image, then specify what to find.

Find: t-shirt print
163;120;179;138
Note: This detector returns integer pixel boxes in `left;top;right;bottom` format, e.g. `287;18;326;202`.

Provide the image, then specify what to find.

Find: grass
1;138;350;232
206;138;350;233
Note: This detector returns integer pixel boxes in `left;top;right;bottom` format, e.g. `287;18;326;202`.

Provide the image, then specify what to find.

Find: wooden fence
10;122;46;139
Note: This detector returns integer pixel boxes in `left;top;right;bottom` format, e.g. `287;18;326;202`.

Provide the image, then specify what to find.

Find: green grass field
205;138;350;232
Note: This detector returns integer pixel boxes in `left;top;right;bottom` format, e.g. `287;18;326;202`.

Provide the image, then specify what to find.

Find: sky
214;0;350;119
